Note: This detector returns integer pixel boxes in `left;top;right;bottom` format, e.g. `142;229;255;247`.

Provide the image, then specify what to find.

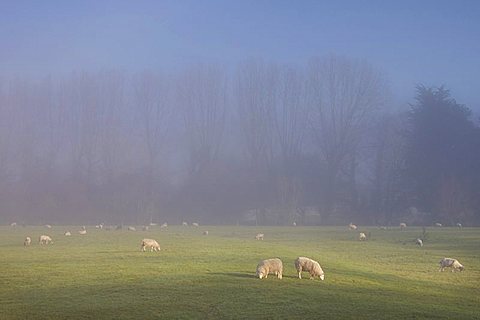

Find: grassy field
0;225;479;319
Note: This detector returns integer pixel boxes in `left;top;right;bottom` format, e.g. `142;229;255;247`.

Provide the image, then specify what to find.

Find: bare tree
178;64;227;176
307;55;386;221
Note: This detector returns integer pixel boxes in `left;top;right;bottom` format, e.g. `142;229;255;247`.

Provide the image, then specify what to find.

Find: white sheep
192;222;199;227
348;223;357;230
95;224;103;229
182;221;188;226
294;257;325;280
203;230;209;235
456;223;462;228
127;226;136;231
255;233;264;240
10;222;17;227
256;258;283;279
39;235;53;245
64;231;72;236
434;223;442;227
45;224;52;229
439;258;464;272
293;221;297;226
359;232;367;241
78;230;87;235
400;222;407;229
141;238;161;252
149;222;158;226
415;238;423;247
160;223;168;228
24;237;31;246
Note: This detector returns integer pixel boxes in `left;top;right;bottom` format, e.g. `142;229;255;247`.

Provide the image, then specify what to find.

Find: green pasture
0;226;479;319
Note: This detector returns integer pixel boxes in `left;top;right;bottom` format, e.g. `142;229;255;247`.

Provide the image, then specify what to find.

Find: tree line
1;56;479;226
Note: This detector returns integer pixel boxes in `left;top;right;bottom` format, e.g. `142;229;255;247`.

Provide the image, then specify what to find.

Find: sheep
415;238;423;247
127;226;136;231
24;237;31;246
141;238;161;252
182;221;188;226
456;223;462;228
294;257;325;280
45;224;52;229
192;222;199;227
293;221;297;226
434;223;442;227
203;230;209;235
10;222;17;227
64;231;72;236
39;235;53;245
400;222;407;229
160;223;168;228
256;258;283;279
359;232;367;241
149;223;158;226
255;233;264;240
95;224;103;229
348;223;357;230
78;230;87;235
439;258;464;272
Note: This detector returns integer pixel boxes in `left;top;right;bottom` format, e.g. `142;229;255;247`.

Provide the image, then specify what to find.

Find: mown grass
0;225;479;319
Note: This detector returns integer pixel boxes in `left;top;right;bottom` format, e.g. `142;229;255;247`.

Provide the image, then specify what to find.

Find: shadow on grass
208;272;298;279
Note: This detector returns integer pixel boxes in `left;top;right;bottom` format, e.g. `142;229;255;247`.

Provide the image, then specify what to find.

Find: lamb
24;237;31;246
400;222;407;229
359;232;367;241
127;226;136;231
39;235;53;245
439;258;464;272
78;230;87;235
256;258;283;279
255;233;264;240
192;222;199;227
64;231;71;236
348;223;357;230
415;238;423;247
294;257;325;280
141;238;161;252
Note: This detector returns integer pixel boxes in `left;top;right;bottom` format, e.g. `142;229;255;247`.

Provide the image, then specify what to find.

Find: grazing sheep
10;222;17;227
415;238;423;247
439;258;464;272
142;226;149;231
192;222;199;227
141;238;161;252
434;223;442;227
39;235;53;245
456;223;462;228
203;230;209;235
400;222;407;229
64;231;71;236
95;224;103;229
348;223;357;230
45;224;52;229
24;237;31;246
256;258;283;279
293;222;297;226
182;221;188;226
359;232;367;241
160;223;168;228
294;257;325;280
127;226;136;231
255;233;264;240
78;230;87;235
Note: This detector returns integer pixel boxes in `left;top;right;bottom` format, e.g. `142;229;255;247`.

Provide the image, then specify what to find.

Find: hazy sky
1;0;479;108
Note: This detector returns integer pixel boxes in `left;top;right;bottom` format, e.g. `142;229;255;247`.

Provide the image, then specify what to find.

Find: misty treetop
0;57;479;225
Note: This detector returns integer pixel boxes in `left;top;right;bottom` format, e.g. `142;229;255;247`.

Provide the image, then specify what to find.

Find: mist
1;1;480;226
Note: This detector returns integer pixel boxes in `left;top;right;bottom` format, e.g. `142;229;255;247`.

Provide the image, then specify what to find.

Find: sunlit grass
0;226;479;319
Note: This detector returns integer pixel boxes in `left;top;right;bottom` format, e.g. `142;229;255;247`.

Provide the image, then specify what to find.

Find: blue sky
1;0;479;108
